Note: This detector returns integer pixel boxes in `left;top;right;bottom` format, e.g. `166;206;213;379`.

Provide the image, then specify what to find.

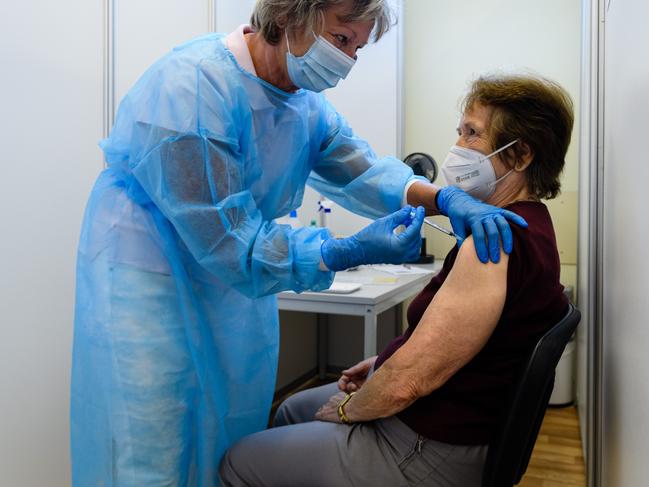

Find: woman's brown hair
463;74;574;200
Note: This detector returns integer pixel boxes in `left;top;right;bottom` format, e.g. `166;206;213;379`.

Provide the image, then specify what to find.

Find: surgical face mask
285;31;356;93
441;139;519;201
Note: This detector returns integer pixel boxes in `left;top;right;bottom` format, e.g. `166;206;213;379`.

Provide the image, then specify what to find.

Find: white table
278;263;441;376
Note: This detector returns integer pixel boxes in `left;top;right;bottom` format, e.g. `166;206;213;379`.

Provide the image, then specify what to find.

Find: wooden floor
518;406;586;487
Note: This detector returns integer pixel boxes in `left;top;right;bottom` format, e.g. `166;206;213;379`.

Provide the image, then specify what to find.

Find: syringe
423;219;457;239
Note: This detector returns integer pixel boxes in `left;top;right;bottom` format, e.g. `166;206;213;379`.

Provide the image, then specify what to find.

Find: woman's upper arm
388;236;509;397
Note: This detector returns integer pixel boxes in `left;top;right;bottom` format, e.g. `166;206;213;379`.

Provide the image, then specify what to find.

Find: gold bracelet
337;392;356;424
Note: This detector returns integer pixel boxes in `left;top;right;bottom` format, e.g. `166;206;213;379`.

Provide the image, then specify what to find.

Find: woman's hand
316;357;376;424
315;391;348;424
338;356;377;393
436;186;528;264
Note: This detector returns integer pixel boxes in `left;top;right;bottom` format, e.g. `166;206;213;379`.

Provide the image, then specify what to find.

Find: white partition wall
114;0;262;113
0;1;104;486
0;2;216;485
115;0;211;105
598;0;649;484
215;0;256;33
581;0;649;484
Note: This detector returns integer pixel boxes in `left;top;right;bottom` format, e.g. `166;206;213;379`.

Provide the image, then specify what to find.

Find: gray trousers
219;382;488;486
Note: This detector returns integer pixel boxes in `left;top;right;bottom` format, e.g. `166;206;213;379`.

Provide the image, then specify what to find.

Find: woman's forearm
406;181;441;216
339;328;454;422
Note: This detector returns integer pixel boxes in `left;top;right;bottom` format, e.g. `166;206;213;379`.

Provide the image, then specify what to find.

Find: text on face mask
456;169;480;184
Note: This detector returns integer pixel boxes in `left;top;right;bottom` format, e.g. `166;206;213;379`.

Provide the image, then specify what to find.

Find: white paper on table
318;282;362;294
334;275;399;285
370;264;431;276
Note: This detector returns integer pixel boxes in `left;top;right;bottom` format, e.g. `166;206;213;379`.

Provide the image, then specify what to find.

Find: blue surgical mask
285;31;356;93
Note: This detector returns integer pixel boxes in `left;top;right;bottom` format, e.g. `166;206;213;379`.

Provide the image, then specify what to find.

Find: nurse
70;0;526;485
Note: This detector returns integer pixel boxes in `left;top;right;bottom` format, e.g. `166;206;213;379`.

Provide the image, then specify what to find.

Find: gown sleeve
307;98;427;220
110;56;334;298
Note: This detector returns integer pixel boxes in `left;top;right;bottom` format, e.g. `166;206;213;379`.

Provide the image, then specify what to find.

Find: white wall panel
0;1;104;485
216;0;256;33
115;0;211;105
601;0;649;484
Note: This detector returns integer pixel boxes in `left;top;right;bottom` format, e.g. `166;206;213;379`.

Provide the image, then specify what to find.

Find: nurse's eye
333;34;349;46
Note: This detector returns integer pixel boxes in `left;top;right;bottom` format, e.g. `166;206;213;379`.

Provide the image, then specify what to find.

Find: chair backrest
481;304;581;487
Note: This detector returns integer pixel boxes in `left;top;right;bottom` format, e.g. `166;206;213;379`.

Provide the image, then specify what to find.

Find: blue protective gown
71;33;419;486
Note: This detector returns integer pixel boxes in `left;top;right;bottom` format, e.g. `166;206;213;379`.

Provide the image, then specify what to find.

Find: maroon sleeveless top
374;202;568;445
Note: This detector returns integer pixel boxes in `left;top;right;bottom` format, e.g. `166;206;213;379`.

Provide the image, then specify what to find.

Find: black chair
481;304;581;487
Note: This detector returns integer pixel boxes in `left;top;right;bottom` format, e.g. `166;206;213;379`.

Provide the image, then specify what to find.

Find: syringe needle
423;219;457;239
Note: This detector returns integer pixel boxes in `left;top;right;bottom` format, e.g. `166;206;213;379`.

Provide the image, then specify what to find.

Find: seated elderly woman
219;73;574;486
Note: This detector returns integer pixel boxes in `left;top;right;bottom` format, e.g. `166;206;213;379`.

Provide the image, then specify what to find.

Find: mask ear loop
490;169;515;188
285;29;319;56
315;10;326;38
485;139;519;189
485;139;520;160
285;29;292;55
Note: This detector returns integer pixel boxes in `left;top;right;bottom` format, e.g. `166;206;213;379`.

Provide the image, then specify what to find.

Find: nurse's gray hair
251;0;394;46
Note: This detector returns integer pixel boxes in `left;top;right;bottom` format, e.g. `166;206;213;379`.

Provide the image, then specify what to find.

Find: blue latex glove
321;206;425;272
436;186;528;264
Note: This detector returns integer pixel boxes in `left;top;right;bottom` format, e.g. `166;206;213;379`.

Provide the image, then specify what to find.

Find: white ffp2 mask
441;139;519;201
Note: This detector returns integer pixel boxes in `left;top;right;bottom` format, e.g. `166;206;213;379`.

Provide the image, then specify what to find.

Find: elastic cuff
293;228;335;292
319;255;330;272
436;186;452;216
401;178;422;207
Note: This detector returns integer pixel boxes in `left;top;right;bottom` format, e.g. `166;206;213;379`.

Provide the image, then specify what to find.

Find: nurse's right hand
321;206;424;272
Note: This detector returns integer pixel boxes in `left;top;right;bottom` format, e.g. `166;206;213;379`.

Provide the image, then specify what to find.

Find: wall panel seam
395;0;404;159
208;0;217;33
103;0;116;144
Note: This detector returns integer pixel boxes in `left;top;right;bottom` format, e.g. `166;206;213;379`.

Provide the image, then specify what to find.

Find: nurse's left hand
315;391;348;424
321;206;425;272
436;186;528;264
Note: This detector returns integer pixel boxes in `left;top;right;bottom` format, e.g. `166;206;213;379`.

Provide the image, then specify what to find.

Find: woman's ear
514;142;534;172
